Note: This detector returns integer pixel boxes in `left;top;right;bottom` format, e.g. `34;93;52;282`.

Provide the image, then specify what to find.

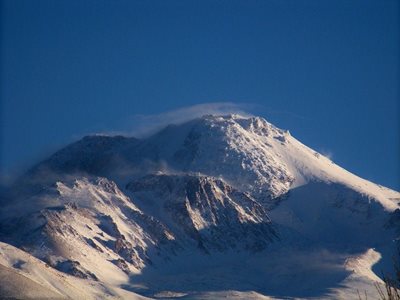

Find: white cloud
128;102;254;137
320;149;334;160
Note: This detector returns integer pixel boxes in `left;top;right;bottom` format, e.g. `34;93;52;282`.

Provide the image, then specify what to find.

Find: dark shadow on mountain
122;223;349;298
123;245;351;299
122;181;397;299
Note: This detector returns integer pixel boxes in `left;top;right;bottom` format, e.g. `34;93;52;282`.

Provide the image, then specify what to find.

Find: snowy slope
27;114;399;209
0;174;278;298
0;241;148;299
150;114;398;210
1;113;399;299
1;177;180;278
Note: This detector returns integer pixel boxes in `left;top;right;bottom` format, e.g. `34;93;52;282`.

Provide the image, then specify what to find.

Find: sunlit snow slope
1;114;399;299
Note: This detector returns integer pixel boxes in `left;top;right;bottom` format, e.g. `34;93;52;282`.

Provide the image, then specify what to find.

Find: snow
345;248;383;282
1;113;399;299
0;242;148;299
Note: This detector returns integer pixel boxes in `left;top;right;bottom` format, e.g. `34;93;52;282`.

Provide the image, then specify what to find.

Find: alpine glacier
0;114;399;299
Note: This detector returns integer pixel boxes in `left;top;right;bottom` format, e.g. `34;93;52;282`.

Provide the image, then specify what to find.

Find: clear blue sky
1;0;399;190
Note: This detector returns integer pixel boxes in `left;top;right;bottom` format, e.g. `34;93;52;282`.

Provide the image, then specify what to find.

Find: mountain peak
2;112;400;300
191;113;287;138
25;113;398;209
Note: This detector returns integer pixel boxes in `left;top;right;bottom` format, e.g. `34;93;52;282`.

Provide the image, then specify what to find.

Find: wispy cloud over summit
128;102;254;137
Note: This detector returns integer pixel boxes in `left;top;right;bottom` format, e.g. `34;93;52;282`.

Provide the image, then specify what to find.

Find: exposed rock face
127;174;277;252
1;173;277;279
1;177;178;277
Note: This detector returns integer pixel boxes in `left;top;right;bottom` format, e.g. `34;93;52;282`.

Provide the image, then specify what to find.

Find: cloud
127;102;254;137
320;149;334;160
0;102;254;184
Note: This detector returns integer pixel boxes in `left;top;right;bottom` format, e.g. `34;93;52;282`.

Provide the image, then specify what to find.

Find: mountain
1;114;399;299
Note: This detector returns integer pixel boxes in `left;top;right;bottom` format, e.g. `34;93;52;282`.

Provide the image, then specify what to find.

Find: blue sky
1;0;399;189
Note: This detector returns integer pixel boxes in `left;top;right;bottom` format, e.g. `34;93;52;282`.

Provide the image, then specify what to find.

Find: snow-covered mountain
1;114;399;299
